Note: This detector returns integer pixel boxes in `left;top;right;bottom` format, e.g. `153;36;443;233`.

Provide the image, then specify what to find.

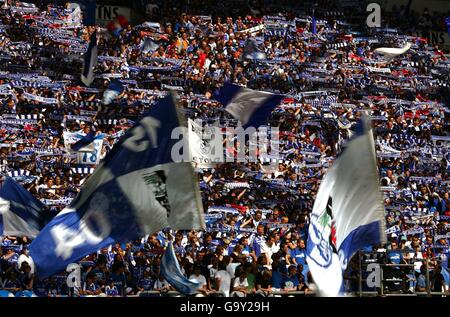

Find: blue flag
29;94;205;278
70;131;98;151
214;83;284;129
446;17;450;36
81;31;97;87
74;0;96;26
102;80;124;105
312;15;317;34
161;241;201;295
0;176;48;238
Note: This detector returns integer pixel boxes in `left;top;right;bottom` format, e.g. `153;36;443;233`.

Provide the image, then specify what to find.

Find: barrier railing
358;253;449;297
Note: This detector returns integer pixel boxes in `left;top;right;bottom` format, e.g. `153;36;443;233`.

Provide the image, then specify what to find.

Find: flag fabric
374;43;412;61
72;0;96;26
70;130;96;151
141;38;160;54
214;83;284;129
242;38;266;60
312;15;317;34
102;80;124;105
81;31;97;87
0;176;48;238
446;17;450;36
160;241;201;295
29;93;205;278
306;114;386;297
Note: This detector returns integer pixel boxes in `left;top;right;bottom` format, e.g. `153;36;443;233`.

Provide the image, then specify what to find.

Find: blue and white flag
102;80;124;105
81;31;97;87
215;83;284;128
29;94;205;278
70;130;97;151
72;0;96;26
306;114;386;297
0;176;48;238
161;241;201;295
242;38;266;60
141;38;159;54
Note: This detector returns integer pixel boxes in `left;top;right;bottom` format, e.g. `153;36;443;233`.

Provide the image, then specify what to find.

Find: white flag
306;114;386;296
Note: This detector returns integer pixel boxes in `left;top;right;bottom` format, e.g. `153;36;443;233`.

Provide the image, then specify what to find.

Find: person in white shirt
189;265;208;291
17;247;35;275
214;261;231;297
260;234;275;269
231;268;249;297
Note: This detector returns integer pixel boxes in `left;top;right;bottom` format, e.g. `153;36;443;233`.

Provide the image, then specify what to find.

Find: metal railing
358;253;449;297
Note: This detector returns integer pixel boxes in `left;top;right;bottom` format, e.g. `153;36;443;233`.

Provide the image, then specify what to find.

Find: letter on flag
29;94;205;278
81;31;98;87
161;241;201;295
306;114;386;296
215;83;284;129
0;176;49;238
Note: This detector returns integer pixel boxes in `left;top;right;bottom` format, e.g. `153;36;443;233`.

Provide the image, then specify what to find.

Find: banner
63;131;104;165
188;119;223;168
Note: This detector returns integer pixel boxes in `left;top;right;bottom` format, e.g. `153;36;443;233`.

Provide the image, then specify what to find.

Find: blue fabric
214;83;284;129
29;95;182;278
0;176;47;236
74;0;96;26
70;131;98;151
312;16;317;34
160;242;200;295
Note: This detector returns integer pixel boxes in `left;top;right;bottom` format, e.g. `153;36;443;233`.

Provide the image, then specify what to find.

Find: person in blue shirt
290;239;307;266
108;262;127;297
416;264;427;293
387;241;403;264
270;255;283;290
137;269;155;292
282;265;299;291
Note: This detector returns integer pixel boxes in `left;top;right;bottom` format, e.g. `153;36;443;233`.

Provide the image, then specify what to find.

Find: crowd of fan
0;1;449;296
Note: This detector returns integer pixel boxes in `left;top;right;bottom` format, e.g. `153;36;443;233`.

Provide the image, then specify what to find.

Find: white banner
63;131;104;165
188;119;223;168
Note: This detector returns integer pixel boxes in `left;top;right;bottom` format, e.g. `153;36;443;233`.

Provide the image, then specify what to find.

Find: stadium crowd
0;0;449;296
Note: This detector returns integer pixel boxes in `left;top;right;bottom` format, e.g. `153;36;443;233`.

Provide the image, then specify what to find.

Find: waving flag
161;241;201;295
306;114;386;297
141;38;160;54
215;83;283;129
70;130;97;151
29;94;205;278
242;38;266;60
446;17;450;36
0;176;48;238
312;15;317;34
72;0;96;26
374;42;411;61
102;80;124;105
81;31;97;87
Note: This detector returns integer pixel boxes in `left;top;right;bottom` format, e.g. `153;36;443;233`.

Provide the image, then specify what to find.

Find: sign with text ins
415;31;450;49
96;5;130;25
